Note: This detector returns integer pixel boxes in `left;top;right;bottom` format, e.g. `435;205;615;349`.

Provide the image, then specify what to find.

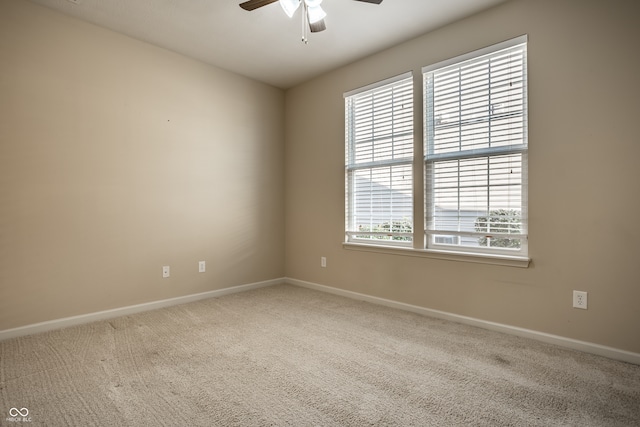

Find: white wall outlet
162;266;170;278
573;290;587;309
321;257;327;268
198;261;206;273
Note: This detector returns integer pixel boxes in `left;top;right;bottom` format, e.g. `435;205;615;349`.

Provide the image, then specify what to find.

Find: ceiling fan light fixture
240;0;383;43
279;0;301;18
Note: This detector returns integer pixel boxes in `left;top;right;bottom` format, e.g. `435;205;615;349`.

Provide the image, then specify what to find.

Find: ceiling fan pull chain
302;1;308;44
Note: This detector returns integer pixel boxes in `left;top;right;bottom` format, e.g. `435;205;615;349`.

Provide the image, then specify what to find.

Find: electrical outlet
573;290;587;309
321;257;327;268
198;261;206;273
162;266;170;278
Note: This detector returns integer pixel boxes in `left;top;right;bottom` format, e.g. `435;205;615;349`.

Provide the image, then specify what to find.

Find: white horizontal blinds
426;41;527;159
427;154;526;248
424;37;528;254
345;73;413;245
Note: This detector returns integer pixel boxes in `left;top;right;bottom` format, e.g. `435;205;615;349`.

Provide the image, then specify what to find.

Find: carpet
1;284;639;426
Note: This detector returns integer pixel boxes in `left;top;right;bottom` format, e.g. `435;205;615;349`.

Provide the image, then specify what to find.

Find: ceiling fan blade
309;18;326;33
239;0;280;11
354;0;383;4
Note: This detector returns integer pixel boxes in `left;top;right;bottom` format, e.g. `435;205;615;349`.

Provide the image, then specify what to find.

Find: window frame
344;72;415;247
342;36;530;267
423;35;529;258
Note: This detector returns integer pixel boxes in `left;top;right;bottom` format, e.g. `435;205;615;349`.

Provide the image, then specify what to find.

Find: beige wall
2;0;639;355
284;0;640;353
0;0;285;329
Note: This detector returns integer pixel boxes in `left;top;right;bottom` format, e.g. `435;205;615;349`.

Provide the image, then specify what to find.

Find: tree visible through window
475;209;522;249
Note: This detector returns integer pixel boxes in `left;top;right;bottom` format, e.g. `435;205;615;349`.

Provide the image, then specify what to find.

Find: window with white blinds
345;73;414;245
423;36;528;256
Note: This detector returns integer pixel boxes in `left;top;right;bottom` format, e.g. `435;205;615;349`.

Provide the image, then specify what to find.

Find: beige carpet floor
1;284;639;426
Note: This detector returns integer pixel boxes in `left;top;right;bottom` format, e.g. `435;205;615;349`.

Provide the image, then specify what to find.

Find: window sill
342;242;530;268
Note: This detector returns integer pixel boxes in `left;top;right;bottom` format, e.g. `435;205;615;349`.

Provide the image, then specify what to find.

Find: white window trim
344;71;415;247
342;36;531;268
343;71;413;98
343;241;530;268
421;35;528;75
423;35;529;260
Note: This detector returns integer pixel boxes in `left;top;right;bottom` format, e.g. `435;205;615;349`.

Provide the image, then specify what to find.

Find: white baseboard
285;277;640;366
4;276;638;366
0;278;284;342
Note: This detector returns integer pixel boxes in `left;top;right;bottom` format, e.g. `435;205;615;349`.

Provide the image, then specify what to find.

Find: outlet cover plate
573;290;587;309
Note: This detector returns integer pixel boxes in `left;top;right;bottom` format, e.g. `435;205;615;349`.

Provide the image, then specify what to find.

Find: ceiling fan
240;0;383;42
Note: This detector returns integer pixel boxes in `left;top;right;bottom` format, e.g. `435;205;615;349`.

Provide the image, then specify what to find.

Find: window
345;73;414;246
424;36;528;257
343;36;529;265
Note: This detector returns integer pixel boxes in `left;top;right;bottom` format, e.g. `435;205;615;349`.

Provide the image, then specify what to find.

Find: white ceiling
28;0;508;89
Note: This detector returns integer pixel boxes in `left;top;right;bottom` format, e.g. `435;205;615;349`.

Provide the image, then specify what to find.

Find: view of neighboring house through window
423;35;528;256
344;73;414;246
